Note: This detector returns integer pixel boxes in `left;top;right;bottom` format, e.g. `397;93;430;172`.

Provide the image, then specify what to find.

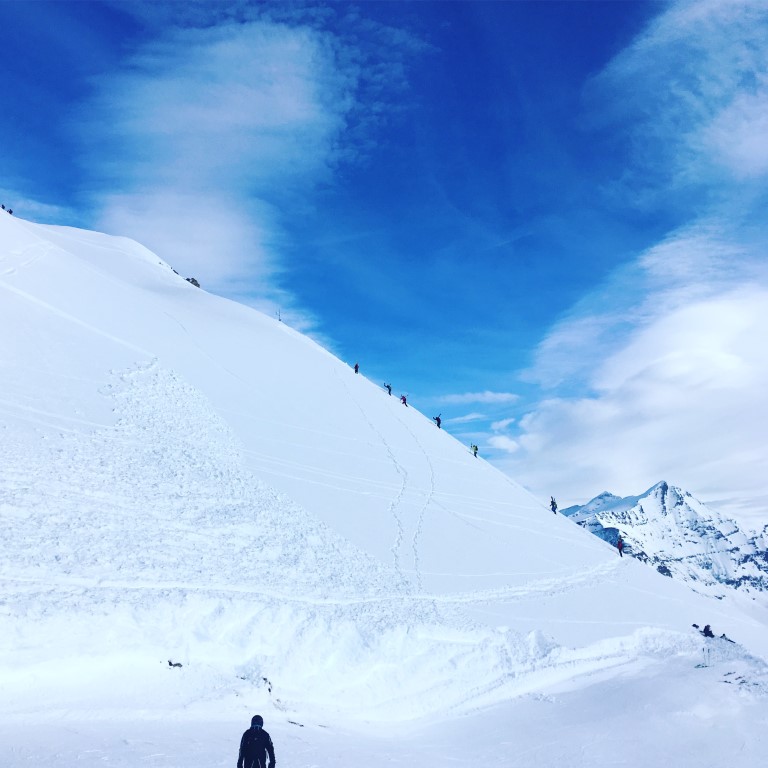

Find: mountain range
563;482;768;598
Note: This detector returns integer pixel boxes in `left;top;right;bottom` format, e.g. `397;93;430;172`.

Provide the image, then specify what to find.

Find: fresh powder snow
1;213;767;766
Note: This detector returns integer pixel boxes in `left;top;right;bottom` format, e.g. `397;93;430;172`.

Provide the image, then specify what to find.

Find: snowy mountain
2;213;768;766
565;482;768;597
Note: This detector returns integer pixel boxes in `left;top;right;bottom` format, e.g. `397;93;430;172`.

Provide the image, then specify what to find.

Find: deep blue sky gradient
286;2;668;396
0;2;142;201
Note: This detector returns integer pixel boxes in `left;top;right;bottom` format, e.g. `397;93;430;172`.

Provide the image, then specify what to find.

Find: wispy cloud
525;221;764;391
590;0;768;199
439;391;519;405
71;11;429;334
488;435;519;454
701;90;768;179
444;412;486;425
74;20;357;330
508;0;768;528
509;279;768;522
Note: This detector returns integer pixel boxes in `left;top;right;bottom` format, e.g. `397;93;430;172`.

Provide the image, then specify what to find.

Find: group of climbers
355;365;633;551
355;362;480;456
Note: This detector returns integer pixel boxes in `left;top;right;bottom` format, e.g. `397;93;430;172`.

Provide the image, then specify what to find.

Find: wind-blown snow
1;214;767;765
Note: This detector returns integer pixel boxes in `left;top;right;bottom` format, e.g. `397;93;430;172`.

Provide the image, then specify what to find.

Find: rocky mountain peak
566;483;768;599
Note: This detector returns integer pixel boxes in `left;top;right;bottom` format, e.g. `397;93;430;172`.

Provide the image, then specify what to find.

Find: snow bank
1;213;767;739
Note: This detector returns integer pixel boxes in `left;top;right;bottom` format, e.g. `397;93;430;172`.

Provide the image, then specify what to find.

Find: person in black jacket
237;715;276;768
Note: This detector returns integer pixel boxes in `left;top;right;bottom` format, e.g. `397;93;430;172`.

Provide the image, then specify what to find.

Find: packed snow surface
1;214;767;765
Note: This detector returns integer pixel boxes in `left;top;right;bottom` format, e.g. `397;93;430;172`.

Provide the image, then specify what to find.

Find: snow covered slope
2;213;768;764
565;482;768;599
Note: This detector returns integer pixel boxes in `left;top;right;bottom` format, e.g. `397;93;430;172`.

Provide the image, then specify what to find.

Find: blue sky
3;0;768;522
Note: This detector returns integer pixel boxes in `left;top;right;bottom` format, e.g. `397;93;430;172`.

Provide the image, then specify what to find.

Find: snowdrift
1;213;767;728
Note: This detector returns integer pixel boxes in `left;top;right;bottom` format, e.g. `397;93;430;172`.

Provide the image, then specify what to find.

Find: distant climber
550;496;558;514
471;444;478;458
693;623;723;639
237;715;275;768
354;362;359;374
432;414;442;429
384;382;392;396
400;394;408;406
617;536;624;557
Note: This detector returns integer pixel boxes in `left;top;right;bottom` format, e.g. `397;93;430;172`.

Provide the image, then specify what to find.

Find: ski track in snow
0;356;658;725
1;361;401;598
0;238;51;276
0;557;623;609
163;309;252;389
389;405;439;593
0;357;668;626
0;278;152;357
334;368;412;585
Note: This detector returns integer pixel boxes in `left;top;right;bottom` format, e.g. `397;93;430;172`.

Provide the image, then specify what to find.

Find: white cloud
94;189;318;330
76;21;356;329
591;0;768;194
506;0;768;530
525;222;762;391
445;412;486;425
700;92;768;178
97;192;274;285
508;284;768;524
490;417;515;431
439;391;519;405
487;435;520;454
509;225;768;528
85;23;350;190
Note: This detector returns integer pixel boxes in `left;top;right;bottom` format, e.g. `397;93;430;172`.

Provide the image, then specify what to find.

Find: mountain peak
566;482;768;598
